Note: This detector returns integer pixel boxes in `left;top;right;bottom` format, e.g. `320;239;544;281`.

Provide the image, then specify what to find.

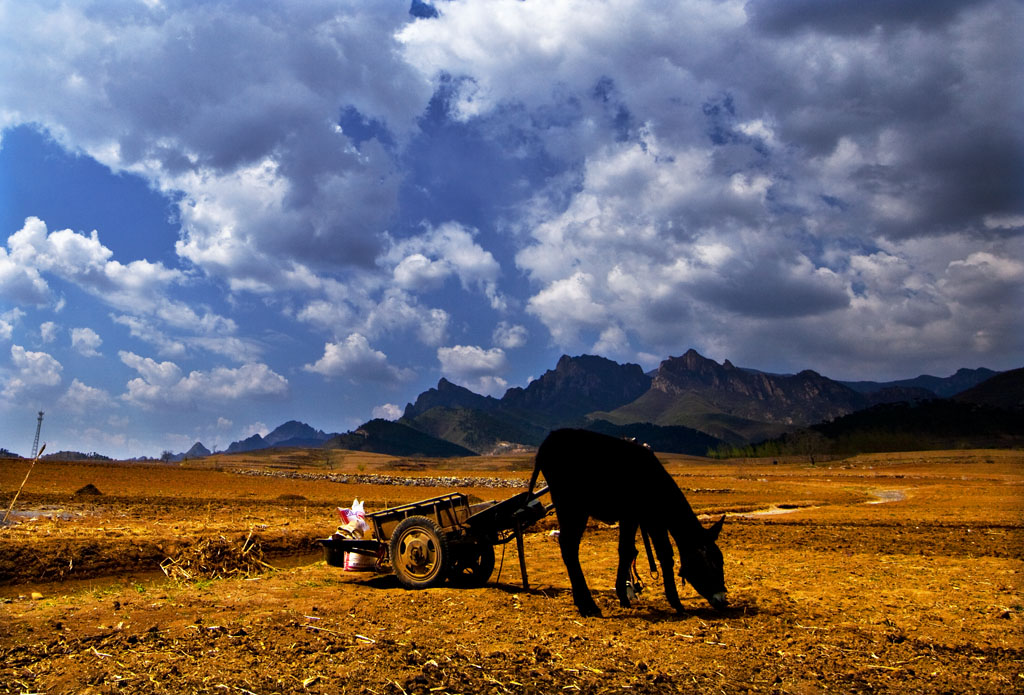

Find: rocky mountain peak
501;354;651;417
264;420;328;446
654;350;729;392
402;377;500;420
652;349;865;426
184;442;211;458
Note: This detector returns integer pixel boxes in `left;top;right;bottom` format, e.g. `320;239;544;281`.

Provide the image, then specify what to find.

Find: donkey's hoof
577;603;603;618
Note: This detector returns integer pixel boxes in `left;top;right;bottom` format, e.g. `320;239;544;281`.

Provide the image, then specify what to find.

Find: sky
1;0;1022;459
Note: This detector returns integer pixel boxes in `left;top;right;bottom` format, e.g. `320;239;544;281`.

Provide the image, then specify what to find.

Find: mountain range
170;350;1016;460
223;420;332;454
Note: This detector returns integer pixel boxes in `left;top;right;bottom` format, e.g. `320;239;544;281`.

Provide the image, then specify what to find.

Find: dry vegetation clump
160;530;276;581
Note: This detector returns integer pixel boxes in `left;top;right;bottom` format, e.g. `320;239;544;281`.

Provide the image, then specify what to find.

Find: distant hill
41;450;113;462
727;399;1024;458
175;442;212;461
225;434;265;454
263;420;331;446
403;406;548;454
226;420;334;453
583;419;724;455
840;367;998;398
596;387;792;445
953;368;1024;411
323;419;476;457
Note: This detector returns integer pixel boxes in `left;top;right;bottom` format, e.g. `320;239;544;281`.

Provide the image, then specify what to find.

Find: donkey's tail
526;435;548;495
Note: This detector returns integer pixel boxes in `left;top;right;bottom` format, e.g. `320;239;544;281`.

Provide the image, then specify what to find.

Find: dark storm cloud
691;258;851;319
745;0;985;35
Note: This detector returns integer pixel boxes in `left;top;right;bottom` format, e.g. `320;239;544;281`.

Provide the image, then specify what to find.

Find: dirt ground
1;449;1021;694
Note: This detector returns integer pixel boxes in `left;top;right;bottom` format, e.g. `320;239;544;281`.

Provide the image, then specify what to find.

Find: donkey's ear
708;514;725;541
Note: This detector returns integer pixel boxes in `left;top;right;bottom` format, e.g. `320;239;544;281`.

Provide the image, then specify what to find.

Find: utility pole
31;411;44;459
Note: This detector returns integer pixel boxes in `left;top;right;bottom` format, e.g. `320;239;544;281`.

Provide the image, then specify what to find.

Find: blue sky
1;0;1022;458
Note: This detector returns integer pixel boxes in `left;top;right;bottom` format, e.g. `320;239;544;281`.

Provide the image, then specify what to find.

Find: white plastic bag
334;498;369;540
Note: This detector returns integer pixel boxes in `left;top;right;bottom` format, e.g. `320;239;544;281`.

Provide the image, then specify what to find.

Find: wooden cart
319;487;550;589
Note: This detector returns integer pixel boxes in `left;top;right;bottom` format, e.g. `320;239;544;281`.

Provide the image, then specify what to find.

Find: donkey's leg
650;528;684;613
557;512;601;617
616;518;639;608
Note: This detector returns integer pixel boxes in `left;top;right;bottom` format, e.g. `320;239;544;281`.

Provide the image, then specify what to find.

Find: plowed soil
1;449;1021;694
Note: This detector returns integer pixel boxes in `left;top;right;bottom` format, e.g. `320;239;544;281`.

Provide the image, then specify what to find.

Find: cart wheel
449;542;496;586
390;516;449;589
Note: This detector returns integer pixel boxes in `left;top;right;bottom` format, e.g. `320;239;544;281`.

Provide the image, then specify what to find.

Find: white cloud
304;333;413;383
593;325;631;359
120;351;182;386
187;335;263;363
363;290;450;346
111;315;187;358
492;321;527;349
942;252;1024;305
3;345;63;398
437;344;508;396
385;223;505;309
71;327;102;357
392;253;451;292
59;378;116;414
181;363;289;401
984;214;1024;230
297;299;356;332
0;246;50;305
398;0;747;122
525;272;607;345
40;321;59;343
372;403;403;421
9;218;179;306
0;309;22;341
8;218;238;340
297;277;451;349
121;358;289;408
244;422;270;439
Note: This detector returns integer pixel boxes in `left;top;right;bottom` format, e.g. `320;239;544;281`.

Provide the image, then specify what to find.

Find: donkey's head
676;515;728;611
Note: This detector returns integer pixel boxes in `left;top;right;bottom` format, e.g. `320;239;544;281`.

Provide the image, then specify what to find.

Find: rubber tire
390;516;449;589
449;542;496;586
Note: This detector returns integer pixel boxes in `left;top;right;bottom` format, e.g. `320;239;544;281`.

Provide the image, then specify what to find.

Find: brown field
1;449;1021;694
